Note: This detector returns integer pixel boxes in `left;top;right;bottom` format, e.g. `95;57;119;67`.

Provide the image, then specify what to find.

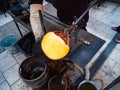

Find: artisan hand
30;4;44;41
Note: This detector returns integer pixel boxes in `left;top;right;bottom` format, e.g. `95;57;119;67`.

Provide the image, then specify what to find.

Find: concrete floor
0;1;120;90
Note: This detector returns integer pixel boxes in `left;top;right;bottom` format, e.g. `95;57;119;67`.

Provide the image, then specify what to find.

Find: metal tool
65;0;98;45
70;34;90;45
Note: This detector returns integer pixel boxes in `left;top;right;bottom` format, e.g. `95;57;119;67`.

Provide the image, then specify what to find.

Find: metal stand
14;21;23;37
7;11;23;37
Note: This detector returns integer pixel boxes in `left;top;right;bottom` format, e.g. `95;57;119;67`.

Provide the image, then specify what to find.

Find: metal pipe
75;0;98;25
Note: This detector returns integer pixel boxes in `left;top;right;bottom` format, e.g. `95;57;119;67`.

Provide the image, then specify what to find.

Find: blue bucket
0;34;19;54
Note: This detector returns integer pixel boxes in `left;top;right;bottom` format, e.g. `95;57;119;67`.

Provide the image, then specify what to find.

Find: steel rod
75;0;98;25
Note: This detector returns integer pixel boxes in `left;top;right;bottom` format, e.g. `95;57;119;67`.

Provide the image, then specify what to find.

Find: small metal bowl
48;75;67;90
77;80;100;90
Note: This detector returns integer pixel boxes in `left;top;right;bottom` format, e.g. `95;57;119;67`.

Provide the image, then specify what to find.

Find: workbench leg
14;22;23;37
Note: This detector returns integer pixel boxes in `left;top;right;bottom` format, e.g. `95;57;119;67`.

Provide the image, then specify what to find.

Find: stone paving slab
109;47;120;63
0;21;28;39
0;72;5;84
101;57;116;74
0;51;17;73
89;2;120;26
0;81;11;90
93;70;114;89
0;13;13;27
111;63;120;78
3;64;20;86
0;46;5;54
116;44;120;49
13;52;27;65
11;79;32;90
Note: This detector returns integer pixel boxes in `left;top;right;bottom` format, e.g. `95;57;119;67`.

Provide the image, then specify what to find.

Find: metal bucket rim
48;75;67;90
77;80;100;90
19;56;47;81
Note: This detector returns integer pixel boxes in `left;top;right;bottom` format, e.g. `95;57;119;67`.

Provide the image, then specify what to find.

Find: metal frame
89;33;120;79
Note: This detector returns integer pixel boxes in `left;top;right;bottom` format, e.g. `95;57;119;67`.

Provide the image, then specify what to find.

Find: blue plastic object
0;34;18;47
0;34;19;54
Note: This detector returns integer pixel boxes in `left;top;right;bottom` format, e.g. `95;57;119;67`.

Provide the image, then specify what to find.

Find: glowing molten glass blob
41;32;70;60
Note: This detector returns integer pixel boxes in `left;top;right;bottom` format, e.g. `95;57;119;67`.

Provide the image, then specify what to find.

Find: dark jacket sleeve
29;0;43;5
87;0;91;4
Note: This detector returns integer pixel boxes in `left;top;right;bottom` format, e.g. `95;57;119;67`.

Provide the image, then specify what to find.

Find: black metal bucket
19;56;50;88
17;32;35;55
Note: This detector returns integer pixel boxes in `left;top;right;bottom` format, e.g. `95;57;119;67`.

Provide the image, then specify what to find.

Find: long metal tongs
64;0;98;45
39;10;47;35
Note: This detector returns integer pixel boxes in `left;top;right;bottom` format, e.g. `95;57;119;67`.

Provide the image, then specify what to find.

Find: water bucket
77;80;100;90
19;56;50;88
0;34;19;54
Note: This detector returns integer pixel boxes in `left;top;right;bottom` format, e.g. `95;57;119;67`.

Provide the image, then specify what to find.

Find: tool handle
38;10;46;34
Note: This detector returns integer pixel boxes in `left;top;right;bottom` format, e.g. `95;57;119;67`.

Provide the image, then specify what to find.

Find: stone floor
0;1;120;90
